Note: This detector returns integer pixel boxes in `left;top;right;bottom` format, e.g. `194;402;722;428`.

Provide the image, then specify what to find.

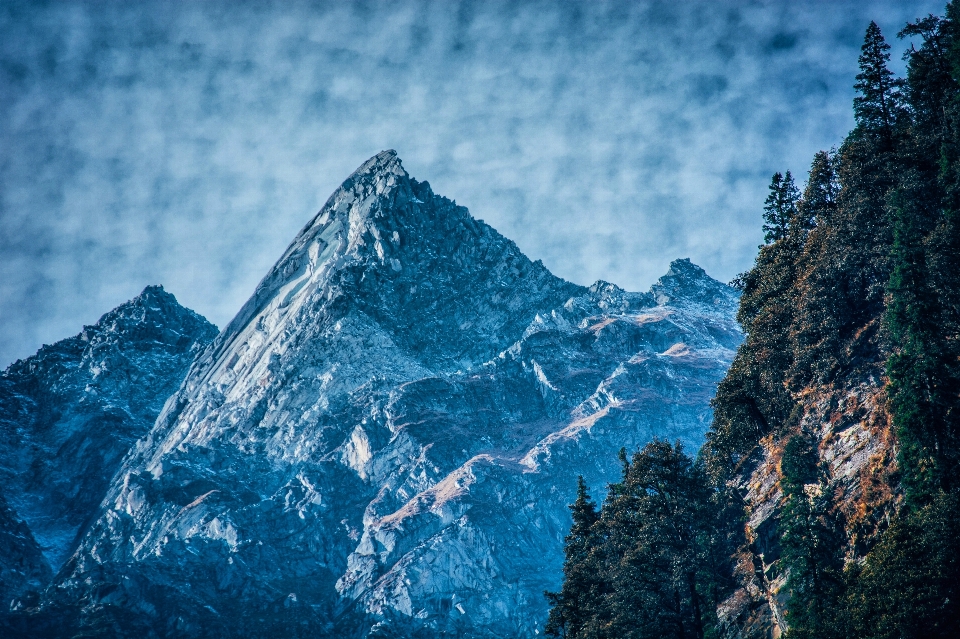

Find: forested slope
547;5;960;638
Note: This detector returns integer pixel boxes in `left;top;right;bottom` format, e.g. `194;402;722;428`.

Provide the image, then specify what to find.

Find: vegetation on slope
549;4;960;637
544;442;738;639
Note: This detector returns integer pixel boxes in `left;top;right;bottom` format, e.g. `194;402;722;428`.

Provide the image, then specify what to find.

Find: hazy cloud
0;0;944;366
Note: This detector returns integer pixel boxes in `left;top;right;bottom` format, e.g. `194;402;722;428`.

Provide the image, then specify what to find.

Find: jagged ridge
0;286;217;614
8;152;741;638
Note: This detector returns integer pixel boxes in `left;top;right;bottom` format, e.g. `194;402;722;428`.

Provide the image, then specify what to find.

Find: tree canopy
556;7;960;639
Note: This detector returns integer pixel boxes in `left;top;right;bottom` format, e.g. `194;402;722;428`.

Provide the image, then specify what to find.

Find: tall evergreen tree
778;435;844;639
546;477;605;639
880;4;960;506
854;21;902;142
705;167;804;482
602;441;713;639
547;442;734;639
795;151;837;231
786;151;842;390
898;14;955;143
762;171;800;243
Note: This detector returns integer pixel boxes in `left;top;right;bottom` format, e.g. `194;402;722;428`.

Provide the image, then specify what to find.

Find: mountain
0;286;217;615
8;151;740;637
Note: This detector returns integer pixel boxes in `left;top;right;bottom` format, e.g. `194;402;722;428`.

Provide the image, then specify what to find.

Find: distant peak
134;284;167;300
102;285;215;335
126;285;182;311
587;280;622;296
665;258;706;279
650;258;737;308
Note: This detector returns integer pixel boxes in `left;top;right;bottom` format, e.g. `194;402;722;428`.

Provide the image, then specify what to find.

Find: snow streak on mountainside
0;286;217;612
18;151;740;638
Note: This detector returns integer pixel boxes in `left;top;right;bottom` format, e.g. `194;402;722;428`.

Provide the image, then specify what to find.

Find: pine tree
604;441;709;639
786;151;841;390
705;168;804;482
545;476;604;638
898;14;954;141
778;435;844;639
882;6;960;505
854;21;902;142
762;171;800;243
548;443;735;639
795;151;837;231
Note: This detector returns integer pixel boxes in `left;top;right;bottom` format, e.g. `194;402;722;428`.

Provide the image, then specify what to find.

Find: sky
0;0;947;367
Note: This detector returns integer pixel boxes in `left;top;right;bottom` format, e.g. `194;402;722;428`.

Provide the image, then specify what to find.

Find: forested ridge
547;4;960;638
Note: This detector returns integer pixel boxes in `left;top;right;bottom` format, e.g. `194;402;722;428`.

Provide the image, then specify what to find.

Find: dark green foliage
783;153;841;388
795;151;837;231
885;172;956;501
788;134;895;388
545;477;605;639
705;122;886;482
899;15;954;145
546;442;737;639
779;435;845;639
762;171;801;243
704;171;806;483
707;6;960;639
854;21;903;143
779;435;818;487
839;12;960;637
841;490;960;638
783;23;900;390
877;4;960;505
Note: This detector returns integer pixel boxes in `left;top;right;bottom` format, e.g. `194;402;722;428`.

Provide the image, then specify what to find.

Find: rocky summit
0;286;217;615
3;151;740;638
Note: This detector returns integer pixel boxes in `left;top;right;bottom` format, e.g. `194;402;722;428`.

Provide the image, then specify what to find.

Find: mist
0;0;943;366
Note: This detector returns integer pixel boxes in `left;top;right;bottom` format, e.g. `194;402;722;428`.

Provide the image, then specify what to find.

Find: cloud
0;0;945;366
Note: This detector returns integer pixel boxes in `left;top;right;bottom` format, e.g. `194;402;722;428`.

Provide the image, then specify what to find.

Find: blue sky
0;0;945;366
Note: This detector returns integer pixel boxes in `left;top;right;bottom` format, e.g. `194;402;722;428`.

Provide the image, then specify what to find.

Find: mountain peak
132;284;168;303
199;152;583;383
649;258;738;310
0;288;216;574
354;148;403;177
25;155;742;639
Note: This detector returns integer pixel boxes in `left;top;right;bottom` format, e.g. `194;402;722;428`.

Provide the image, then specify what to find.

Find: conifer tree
545;477;604;638
762;171;800;243
898;15;954;138
705;167;803;482
882;6;960;506
603;441;714;639
778;435;844;639
786;151;841;390
548;442;733;639
854;21;902;142
795;151;837;230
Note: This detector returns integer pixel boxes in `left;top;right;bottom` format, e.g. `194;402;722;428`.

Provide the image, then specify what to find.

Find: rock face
717;373;897;639
334;262;741;639
0;493;51;614
15;151;740;638
0;286;217;614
